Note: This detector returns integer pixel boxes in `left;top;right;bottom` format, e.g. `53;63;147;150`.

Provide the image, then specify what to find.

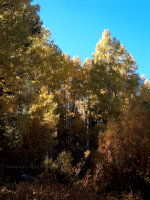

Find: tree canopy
0;1;150;200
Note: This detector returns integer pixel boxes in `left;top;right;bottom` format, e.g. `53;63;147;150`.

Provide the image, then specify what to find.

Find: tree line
0;0;150;199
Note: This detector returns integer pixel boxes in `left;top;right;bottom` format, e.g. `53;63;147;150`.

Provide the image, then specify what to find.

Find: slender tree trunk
129;91;132;105
120;82;128;101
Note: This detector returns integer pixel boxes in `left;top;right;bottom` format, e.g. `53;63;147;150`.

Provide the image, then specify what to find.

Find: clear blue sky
32;0;150;80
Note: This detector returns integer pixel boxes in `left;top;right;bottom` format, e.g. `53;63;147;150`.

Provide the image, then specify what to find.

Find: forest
0;0;150;199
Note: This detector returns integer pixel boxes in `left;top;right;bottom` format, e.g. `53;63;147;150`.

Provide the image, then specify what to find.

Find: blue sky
32;0;150;80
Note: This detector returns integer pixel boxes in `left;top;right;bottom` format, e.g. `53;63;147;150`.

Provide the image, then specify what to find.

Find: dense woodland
0;1;150;199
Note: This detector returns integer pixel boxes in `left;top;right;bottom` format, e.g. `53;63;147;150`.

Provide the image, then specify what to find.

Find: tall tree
89;29;139;120
0;0;43;146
